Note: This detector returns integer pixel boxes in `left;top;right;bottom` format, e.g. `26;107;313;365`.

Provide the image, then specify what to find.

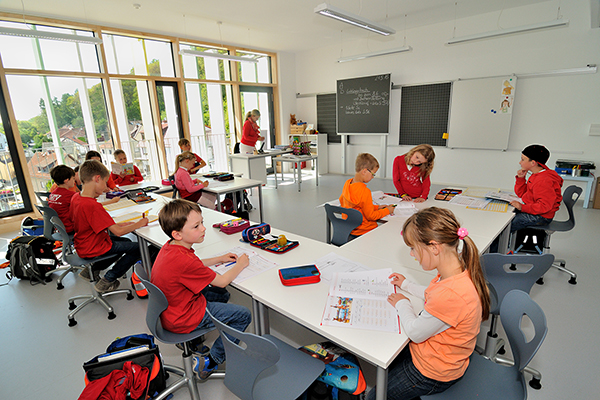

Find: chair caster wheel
536;277;544;285
509;264;517;271
568;277;577;285
69;318;77;327
45;276;53;283
57;283;64;290
127;293;134;301
108;312;116;320
529;377;541;390
69;301;77;310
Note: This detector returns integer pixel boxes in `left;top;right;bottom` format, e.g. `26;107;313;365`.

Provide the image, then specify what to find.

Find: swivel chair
534;185;581;285
134;263;222;400
324;204;363;246
207;309;325;400
422;290;548;400
50;216;134;326
479;253;553;389
35;205;81;290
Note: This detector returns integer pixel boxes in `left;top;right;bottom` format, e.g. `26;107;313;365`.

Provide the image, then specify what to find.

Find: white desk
201;177;264;222
229;149;292;186
274;154;319;192
557;173;596;208
116;179;172;195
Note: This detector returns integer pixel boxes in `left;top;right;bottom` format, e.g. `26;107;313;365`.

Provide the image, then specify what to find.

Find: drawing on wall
502;79;514;95
500;96;513;114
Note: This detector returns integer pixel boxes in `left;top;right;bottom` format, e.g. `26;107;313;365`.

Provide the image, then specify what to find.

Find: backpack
4;235;58;285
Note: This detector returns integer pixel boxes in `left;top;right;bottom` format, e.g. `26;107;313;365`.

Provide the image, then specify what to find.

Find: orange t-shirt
339;178;389;236
409;270;482;382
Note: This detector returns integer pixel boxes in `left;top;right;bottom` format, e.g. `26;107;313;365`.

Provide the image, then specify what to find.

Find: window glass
236;51;271;83
103;34;175;77
0;111;27;215
180;44;230;80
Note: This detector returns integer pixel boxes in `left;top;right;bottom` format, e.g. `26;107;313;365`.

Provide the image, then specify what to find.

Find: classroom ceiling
1;0;553;52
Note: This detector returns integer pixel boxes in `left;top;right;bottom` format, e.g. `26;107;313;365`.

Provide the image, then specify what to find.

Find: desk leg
258;302;270;335
376;366;388;400
315;157;319;187
137;236;152;277
252;299;262;335
297;163;302;192
498;224;511;254
273;157;278;189
257;184;264;222
583;179;591;208
216;195;222;213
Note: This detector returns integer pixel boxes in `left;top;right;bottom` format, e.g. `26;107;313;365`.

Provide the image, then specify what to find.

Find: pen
141;209;151;219
224;261;236;267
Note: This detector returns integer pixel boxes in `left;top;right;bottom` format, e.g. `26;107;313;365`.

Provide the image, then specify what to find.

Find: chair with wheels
134;263;222;400
422;289;548;400
35;205;81;290
35;191;51;206
479;253;553;389
324;204;363;246
534;185;582;285
50;216;134;326
207;309;324;400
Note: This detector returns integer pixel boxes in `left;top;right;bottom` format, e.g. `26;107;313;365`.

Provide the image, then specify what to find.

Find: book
111;162;135;175
97;344;150;362
435;188;463;201
484;191;522;204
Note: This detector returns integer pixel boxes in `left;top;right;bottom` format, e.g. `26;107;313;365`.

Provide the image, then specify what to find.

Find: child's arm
177;170;204;193
131;166;144;183
202;252;237;267
111;172;126;186
108;217;149;236
210;254;250;287
100;197;120;205
415;175;432;203
392;157;409;197
361;192;392;221
392;299;451;343
389;273;426;299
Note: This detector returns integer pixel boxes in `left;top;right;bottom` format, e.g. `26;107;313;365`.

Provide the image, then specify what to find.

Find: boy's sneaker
176;342;210;355
192;355;217;380
79;268;101;282
95;277;120;293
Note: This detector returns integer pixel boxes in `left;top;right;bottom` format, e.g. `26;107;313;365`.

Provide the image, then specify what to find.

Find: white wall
284;0;600;192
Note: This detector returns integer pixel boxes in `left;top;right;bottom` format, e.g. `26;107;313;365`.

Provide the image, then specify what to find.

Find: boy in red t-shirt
48;165;77;233
151;199;251;380
70;160;149;292
110;149;143;186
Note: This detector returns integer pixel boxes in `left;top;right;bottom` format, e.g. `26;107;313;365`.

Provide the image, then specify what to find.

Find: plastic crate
21;218;44;236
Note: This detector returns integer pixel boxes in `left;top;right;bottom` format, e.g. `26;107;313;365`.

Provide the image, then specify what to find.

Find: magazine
111;162;135;175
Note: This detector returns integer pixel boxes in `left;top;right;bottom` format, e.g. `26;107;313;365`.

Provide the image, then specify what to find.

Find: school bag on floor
3;235;58;285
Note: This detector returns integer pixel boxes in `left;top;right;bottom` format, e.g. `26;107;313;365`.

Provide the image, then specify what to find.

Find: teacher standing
240;109;265;154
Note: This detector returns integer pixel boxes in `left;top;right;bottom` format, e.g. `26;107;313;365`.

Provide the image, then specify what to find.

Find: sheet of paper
329;268;395;299
484;191;522;204
314;252;370;282
209;246;278;283
448;195;492;208
462;187;496;198
205;180;228;188
112;211;158;224
103;199;136;211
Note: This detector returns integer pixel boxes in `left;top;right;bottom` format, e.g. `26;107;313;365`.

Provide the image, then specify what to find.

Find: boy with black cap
510;144;563;232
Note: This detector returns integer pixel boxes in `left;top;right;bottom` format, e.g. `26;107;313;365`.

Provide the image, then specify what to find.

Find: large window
237;51;271;84
103;34;175;77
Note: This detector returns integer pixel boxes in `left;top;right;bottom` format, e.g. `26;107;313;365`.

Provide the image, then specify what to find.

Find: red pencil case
213;219;250;235
249;237;299;254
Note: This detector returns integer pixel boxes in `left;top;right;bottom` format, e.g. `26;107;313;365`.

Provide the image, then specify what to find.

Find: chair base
46;264;84;290
67;279;134;326
537;258;577;285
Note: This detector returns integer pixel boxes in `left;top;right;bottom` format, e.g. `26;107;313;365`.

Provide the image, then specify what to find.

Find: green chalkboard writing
337;74;391;134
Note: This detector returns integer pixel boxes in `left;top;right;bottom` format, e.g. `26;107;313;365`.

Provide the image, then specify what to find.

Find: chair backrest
35;191;50;206
35;204;60;240
500;290;548;372
481;253;554;315
168;174;178;199
49;216;75;261
324;204;363;246
557;185;582;231
134;263;170;340
207;309;280;400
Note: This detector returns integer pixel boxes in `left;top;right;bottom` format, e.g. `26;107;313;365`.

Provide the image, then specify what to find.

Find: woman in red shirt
240;109;264;154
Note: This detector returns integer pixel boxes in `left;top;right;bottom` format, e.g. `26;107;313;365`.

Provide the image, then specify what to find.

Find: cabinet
288;134;328;174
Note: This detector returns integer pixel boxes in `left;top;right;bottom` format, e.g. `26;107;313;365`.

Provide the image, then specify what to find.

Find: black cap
522;144;550;166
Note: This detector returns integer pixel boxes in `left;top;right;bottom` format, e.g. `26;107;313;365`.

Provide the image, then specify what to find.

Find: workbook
110;162;135;175
321;268;400;333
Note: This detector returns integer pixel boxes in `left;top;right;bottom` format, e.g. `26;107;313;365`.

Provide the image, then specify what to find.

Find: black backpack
4;236;58;285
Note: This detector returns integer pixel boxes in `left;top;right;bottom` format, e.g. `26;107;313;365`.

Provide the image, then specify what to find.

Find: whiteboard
447;76;516;150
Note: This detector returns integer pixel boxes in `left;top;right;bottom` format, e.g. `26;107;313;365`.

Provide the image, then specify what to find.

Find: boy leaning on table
70;160;148;292
151;199;251;380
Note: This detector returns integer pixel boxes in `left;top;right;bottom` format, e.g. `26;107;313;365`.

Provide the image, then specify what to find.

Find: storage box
21;218;44;236
555;160;595;176
594;178;600;210
290;124;306;135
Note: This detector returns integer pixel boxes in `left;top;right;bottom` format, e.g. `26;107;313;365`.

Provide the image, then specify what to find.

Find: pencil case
106;191;125;199
249;236;299;254
241;223;271;242
213;218;250;235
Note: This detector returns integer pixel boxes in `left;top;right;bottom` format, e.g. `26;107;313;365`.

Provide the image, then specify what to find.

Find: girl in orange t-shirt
367;207;490;400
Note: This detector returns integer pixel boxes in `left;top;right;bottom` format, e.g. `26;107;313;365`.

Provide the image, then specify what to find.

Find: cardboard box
594;178;600;209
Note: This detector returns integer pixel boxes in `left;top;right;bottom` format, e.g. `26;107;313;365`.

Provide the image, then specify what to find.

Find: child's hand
236;254;249;269
221;253;238;263
119;171;127;177
107;197;120;204
510;200;522;210
401;195;412;201
389;273;406;287
203;180;209;187
129;177;135;182
386;205;395;215
413;197;425;203
516;169;527;178
139;217;149;227
388;293;408;307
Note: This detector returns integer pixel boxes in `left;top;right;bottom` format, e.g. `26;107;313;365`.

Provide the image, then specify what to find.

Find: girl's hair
245;109;261;120
85;150;102;161
402;207;490;320
404;144;435;178
175;151;196;170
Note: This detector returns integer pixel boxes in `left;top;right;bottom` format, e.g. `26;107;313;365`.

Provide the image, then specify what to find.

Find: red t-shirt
151;241;216;333
111;165;143;186
48;187;76;232
241;118;261;147
70;193;114;258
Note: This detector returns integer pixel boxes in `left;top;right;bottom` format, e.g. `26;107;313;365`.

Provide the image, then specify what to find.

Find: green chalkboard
336;73;391;134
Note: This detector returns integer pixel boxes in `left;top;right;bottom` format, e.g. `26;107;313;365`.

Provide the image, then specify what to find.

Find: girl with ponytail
367;207;490;400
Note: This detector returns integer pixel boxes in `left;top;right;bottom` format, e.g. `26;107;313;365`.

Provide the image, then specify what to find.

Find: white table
557;173;596;208
229;149;292;186
201;177;264;222
274;154;319;192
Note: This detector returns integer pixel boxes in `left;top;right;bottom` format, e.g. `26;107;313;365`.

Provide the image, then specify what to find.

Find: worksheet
314;252;370;282
209;246;279;283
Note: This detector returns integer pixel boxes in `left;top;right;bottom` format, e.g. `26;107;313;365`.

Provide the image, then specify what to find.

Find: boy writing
111;149;143;186
178;138;207;174
339;153;395;237
70;160;148;291
48;165;77;233
151;199;251;380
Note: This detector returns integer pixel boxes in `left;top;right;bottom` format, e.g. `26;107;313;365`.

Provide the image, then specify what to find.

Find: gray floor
1;172;598;400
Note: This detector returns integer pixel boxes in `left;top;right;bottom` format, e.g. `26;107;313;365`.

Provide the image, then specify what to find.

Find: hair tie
457;228;468;240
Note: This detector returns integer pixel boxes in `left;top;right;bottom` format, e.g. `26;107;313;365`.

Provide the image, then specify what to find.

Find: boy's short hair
113;149;126;157
79;160;109;183
522;144;550;166
50;165;75;185
159;199;202;240
355;153;379;172
178;138;190;147
85;150;102;161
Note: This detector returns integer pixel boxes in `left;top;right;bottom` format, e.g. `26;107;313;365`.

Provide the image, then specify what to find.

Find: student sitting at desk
85;150;119;192
110;149;143;186
367;207;490;400
392;144;435;202
151;199;251;380
70;160;148;292
174;152;218;209
48;165;78;234
339;153;395;238
178;138;207;174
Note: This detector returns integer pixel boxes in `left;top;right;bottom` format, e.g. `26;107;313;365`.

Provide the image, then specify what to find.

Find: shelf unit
288;133;328;174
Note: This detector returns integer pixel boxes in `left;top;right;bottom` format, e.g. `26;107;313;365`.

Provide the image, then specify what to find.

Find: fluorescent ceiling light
447;19;568;44
179;49;258;64
518;64;597;78
0;26;102;44
314;3;395;36
338;46;412;63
